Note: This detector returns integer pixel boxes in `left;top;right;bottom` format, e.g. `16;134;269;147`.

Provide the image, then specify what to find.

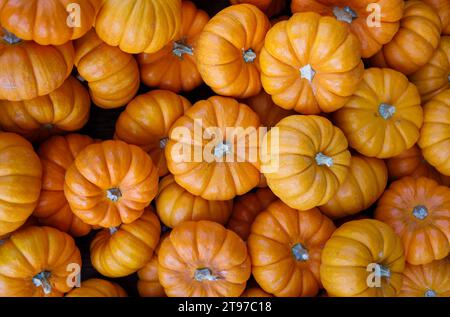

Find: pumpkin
156;175;233;228
65;279;127;297
165;96;261;201
64;140;159;228
0;28;74;101
248;200;335;297
320;219;405;297
0;0;101;45
95;0;182;54
137;1;208;93
90;208;161;278
421;0;450;35
0;132;42;236
261;115;351;210
375;177;450;265
230;0;285;17
158;220;251;297
418;89;450;176
291;0;404;58
74;29;140;109
0;226;81;297
319;155;388;219
0;216;38;242
409;36;450;102
115;90;191;177
195;4;270;98
333;68;423;159
399;258;450;297
227;187;278;241
241;287;273;297
260;12;364;114
33;134;94;237
370;1;442;75
0;77;90;142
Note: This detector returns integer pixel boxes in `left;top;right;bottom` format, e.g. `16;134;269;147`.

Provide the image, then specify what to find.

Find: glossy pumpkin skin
320;219;405;297
241;287;273;297
371;1;442;75
66;279;127;297
230;0;285;17
196;4;270;98
137;1;208;93
248;200;336;297
0;29;74;101
334;68;423;159
0;0;101;45
64;140;159;228
400;258;450;297
158;221;251;297
95;0;182;54
0;226;81;297
165;96;261;201
291;0;404;58
115;90;191;177
0;132;42;236
0;77;90;141
261;115;351;211
418;89;450;176
227;187;278;241
34;134;94;237
90;209;161;278
319;156;388;219
375;177;450;265
74;29;140;109
422;0;450;35
260;12;364;114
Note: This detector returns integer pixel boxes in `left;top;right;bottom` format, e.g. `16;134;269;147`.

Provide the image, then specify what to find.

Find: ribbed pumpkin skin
66;279;127;297
241;287;273;297
320;219;405;297
375;177;450;265
230;0;285;16
421;0;450;35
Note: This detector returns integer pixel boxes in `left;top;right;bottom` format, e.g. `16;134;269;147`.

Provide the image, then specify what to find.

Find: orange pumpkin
320;219;405;297
421;0;450;35
196;4;270;98
0;77;90;141
248;200;336;297
230;0;285;17
260;12;364;114
241;287;273;297
65;279;127;297
34;134;94;237
375;177;450;265
0;132;42;236
74;29;140;109
115;90;191;177
0;226;81;297
137;1;208;93
333;68;423;159
0;28;74;101
64;140;159;228
90;209;161;278
371;1;442;75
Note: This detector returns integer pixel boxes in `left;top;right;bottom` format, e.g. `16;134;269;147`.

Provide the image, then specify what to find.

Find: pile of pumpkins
0;0;448;297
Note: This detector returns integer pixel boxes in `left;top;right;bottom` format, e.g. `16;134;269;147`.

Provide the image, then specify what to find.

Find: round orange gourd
334;68;423;158
421;0;450;35
196;4;270;98
74;29;140;109
64;140;159;228
241;287;273;297
0;226;81;297
65;279;127;297
375;177;450;265
115;90;191;177
320;219;405;297
230;0;285;17
260;12;364;114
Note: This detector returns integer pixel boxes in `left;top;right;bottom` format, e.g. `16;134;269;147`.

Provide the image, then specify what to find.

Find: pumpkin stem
2;28;22;44
378;103;396;120
315;152;334;167
300;64;316;82
32;271;52;295
412;205;428;220
214;142;232;158
106;188;122;202
41;123;54;130
447;74;450;83
159;137;169;149
243;48;257;63
291;243;309;261
109;226;120;235
173;40;194;59
374;264;391;278
194;268;220;282
75;73;86;83
333;6;358;24
424;289;437;297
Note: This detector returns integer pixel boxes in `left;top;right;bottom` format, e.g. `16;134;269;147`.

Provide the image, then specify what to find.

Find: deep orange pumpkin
421;0;450;35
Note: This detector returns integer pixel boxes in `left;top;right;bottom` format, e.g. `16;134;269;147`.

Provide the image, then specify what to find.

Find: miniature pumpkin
248;200;336;297
230;0;285;17
158;220;251;297
74;29;140;109
333;68;423;158
64;140;159;228
421;0;450;35
320;219;405;297
115;90;191;177
0;226;81;297
66;279;127;297
196;4;270;98
241;287;273;297
260;12;364;114
375;177;450;265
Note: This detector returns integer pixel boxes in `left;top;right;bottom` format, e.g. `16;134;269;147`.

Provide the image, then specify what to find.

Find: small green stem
333;6;358;24
291;243;309;261
378;103;396;120
194;268;220;282
2;28;22;44
412;205;428;220
300;64;316;82
173;41;194;59
243;48;257;63
106;188;122;202
32;271;52;295
315;152;334;167
160;137;169;149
